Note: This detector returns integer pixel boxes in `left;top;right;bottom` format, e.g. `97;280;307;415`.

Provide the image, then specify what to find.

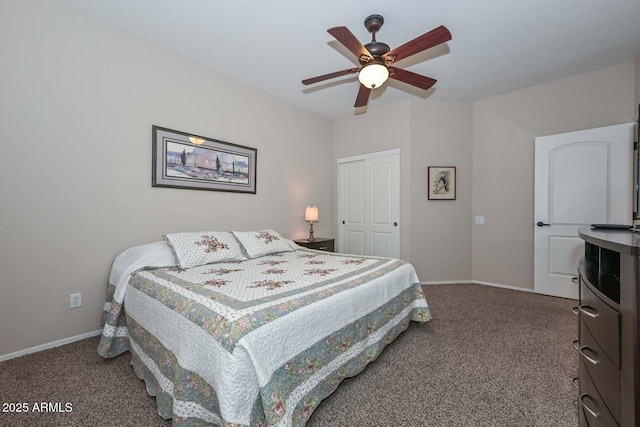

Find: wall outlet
70;293;82;308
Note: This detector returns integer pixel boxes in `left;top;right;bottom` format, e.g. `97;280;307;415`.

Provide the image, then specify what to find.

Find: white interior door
339;150;400;257
534;123;634;299
367;154;400;257
340;160;366;255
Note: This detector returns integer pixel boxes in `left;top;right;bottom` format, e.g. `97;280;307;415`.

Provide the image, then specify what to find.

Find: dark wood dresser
577;227;640;427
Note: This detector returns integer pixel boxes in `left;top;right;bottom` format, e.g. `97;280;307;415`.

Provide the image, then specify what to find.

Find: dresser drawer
306;240;334;252
579;317;621;424
579;360;619;427
579;280;621;367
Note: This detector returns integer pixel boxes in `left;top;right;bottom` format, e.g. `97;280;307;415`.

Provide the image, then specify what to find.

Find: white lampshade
305;206;319;222
358;63;389;89
188;136;205;145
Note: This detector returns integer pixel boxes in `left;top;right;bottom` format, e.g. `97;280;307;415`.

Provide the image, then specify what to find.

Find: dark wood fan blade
383;25;451;64
328;26;373;61
302;68;360;85
354;84;371;107
389;67;437;90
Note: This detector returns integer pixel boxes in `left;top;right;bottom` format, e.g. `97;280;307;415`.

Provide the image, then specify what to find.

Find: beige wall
0;0;333;356
409;100;473;282
332;99;473;283
472;61;636;290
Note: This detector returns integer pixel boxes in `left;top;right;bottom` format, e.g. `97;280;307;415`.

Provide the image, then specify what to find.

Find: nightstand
294;238;335;252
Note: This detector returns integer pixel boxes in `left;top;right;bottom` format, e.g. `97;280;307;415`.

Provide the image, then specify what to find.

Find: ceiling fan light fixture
358;63;389;89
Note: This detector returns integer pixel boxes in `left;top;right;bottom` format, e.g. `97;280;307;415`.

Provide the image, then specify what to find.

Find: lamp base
308;222;316;242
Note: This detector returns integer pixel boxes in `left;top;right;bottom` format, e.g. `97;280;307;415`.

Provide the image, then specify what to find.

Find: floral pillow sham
232;229;295;258
163;231;247;268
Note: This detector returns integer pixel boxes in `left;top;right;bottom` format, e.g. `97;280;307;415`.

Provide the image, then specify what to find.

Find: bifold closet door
339;151;399;258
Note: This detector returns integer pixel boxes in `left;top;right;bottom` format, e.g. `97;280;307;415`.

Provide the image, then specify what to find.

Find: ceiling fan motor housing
364;41;390;59
362;15;389;63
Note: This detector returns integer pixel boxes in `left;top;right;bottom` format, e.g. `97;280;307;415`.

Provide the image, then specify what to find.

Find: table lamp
305;206;319;242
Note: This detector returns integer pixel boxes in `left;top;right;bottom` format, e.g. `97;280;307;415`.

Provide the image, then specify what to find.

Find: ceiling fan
302;14;452;108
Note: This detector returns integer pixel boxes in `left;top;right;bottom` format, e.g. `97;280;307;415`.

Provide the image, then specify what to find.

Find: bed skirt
121;286;429;427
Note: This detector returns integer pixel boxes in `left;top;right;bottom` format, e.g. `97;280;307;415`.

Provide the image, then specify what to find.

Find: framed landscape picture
152;126;257;194
428;166;456;200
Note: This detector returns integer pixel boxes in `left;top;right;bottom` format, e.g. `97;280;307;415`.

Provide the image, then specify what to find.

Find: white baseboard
421;280;534;293
0;329;103;363
422;280;474;285
471;280;534;292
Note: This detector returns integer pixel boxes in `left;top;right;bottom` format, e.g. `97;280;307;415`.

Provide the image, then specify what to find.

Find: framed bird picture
428;166;456;200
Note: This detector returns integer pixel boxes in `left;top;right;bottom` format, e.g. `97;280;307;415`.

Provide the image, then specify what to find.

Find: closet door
340;159;366;255
338;150;400;257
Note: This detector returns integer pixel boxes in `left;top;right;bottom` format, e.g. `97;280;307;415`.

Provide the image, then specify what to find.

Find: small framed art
428;166;456;200
152;126;257;194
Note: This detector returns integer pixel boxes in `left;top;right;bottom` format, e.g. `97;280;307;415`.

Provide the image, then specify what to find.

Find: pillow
163;231;247;268
232;229;295;258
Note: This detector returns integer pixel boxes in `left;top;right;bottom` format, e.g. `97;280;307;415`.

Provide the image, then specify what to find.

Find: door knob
342;221;345;224
394;222;398;226
536;221;550;227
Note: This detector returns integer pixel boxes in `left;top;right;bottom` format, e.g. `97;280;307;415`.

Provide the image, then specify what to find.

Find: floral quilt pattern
124;249;404;351
98;247;431;427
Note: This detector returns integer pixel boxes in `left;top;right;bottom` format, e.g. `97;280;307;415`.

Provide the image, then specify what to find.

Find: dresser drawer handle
572;340;579;351
578;305;598;318
570;306;578;315
317;246;327;250
579;346;599;365
572;377;579;390
579;393;598;418
571;277;578;283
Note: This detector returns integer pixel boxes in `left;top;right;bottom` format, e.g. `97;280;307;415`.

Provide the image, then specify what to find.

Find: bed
98;229;431;427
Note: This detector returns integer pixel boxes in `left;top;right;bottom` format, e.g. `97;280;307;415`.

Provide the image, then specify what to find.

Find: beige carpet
0;284;578;426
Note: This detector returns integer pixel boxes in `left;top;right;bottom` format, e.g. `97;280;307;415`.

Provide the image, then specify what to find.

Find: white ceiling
55;0;640;120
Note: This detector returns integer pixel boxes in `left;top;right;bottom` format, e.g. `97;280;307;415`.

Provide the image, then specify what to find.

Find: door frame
337;148;400;255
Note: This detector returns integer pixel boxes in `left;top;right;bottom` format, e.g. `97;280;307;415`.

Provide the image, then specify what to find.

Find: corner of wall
635;55;640;118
